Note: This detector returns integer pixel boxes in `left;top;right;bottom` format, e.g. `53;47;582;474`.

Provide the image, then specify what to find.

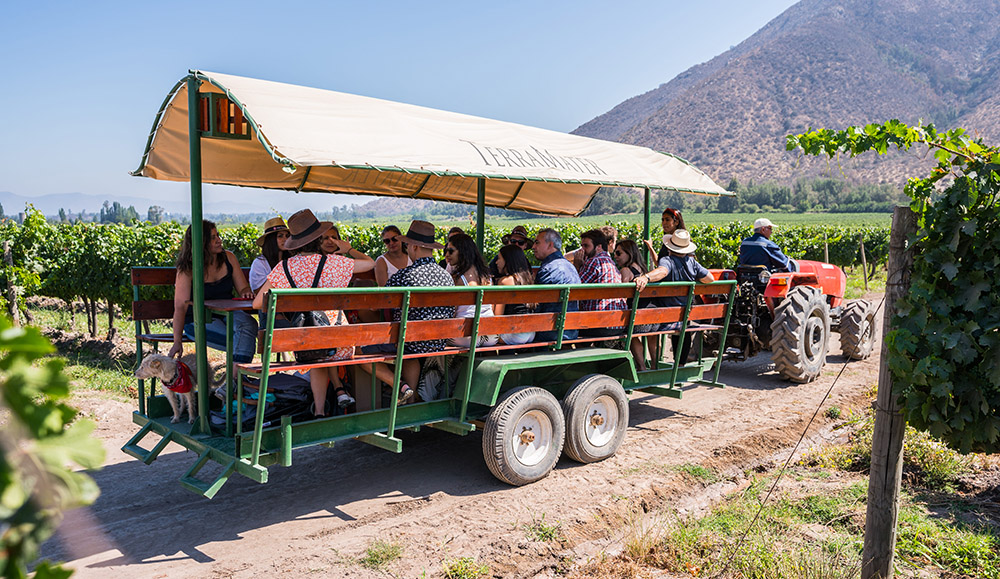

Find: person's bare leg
630;337;647;371
310;368;331;416
646;335;660;370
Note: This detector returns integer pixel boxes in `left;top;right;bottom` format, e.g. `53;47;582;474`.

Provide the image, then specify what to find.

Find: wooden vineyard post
859;233;869;292
823;232;829;262
3;240;20;327
861;206;917;579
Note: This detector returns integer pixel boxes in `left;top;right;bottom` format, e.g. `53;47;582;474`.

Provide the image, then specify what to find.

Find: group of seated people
168;206;792;417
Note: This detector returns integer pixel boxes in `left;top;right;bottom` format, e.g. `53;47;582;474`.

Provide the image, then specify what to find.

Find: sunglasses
382;236;398;245
614;250;625;256
512;238;531;247
444;247;456;255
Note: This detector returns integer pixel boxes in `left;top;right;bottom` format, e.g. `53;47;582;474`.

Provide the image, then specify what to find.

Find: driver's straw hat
753;218;775;230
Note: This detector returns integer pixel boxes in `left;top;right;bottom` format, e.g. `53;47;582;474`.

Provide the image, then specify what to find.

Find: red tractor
710;260;876;382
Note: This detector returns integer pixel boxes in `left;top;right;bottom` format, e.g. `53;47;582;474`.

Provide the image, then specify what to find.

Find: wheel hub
584;395;619;448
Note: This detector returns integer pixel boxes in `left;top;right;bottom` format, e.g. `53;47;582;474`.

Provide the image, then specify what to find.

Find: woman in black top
169;220;258;363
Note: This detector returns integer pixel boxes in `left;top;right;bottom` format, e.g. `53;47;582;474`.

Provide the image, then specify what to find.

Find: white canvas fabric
134;70;731;216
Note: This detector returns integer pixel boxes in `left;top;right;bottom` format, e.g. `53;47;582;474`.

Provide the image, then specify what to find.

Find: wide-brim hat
398;220;444;250
662;230;697;255
256;217;289;246
283;209;334;251
510;225;529;240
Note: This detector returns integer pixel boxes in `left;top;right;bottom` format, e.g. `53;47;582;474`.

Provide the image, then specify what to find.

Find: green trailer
125;70;736;497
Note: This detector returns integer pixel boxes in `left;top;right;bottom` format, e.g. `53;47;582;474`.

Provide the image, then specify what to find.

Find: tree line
1;205;887;340
581;177;908;216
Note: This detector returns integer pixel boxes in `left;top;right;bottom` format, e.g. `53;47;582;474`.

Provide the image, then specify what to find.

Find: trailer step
355;432;403;453
121;423;173;465
179;448;237;499
427;420;476;435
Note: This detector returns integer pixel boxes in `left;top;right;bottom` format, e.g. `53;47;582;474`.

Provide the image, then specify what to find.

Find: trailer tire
482;386;565;486
839;299;875;360
770;285;830;383
561;374;629;463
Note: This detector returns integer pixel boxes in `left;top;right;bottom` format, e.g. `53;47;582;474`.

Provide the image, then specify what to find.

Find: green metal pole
187;76;210;436
643;187;652;267
476;178;486;249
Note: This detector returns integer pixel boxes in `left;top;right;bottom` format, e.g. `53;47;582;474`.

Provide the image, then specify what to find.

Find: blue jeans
184;311;258;363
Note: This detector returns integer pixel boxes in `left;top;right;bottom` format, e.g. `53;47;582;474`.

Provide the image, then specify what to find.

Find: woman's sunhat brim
256;224;289;246
283;220;334;251
662;233;697;255
398;234;444;250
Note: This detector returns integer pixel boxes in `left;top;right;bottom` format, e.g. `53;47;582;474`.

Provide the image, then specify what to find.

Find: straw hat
256;217;289;246
398;220;444;250
662;229;697;255
283;209;334;251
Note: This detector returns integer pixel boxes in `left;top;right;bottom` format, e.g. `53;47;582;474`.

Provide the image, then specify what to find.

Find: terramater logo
462;140;607;176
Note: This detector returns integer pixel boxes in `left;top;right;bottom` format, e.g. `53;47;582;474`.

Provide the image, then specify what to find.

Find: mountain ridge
574;0;1000;186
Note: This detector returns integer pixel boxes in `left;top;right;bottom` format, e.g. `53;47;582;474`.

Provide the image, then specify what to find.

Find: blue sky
0;0;798;214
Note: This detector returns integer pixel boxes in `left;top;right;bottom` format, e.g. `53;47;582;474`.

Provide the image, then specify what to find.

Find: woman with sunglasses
443;233;498;347
494;244;536;345
613;239;657;370
374;225;411;286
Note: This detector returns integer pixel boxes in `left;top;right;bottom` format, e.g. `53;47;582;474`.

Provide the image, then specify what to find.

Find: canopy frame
136;70;731;433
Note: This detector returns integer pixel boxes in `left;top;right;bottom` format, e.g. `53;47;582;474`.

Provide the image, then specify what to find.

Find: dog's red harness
163;361;195;394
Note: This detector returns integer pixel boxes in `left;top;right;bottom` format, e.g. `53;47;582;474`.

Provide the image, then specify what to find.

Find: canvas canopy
133;70;730;216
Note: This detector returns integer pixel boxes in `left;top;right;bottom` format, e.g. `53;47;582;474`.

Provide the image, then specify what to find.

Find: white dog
134;354;199;423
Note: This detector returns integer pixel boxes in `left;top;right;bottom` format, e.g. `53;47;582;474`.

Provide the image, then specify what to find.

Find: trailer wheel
838;299;875;360
770;286;830;383
562;374;629;463
482;386;565;486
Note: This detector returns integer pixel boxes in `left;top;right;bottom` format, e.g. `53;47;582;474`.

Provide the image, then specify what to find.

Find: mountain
574;0;1000;185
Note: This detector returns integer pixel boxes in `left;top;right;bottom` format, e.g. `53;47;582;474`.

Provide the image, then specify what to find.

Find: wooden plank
688;303;727;321
131;267;251;286
131;268;176;286
564;310;631;330
274;292;402;312
477;313;559;335
132;300;174;321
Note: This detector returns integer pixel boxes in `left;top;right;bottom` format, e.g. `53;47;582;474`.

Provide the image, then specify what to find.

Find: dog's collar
162;364;181;387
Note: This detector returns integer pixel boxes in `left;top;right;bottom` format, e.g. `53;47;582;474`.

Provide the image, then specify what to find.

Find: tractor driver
738;218;797;272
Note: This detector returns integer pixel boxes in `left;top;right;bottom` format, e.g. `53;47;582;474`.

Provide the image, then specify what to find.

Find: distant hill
574;0;1000;186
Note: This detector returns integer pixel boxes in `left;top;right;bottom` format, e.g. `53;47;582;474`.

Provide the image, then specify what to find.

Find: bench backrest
131;266;252;321
261;282;735;354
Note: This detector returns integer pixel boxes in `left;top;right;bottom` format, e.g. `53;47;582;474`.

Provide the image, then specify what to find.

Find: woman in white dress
443;233;498;348
374;225;412;286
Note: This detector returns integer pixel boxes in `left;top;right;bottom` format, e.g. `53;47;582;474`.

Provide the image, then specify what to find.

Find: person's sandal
335;387;355;408
397;384;414;405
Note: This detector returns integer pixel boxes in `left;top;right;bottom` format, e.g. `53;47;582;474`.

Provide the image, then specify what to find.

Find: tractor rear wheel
483;386;565;486
839;299;876;360
770;286;830;383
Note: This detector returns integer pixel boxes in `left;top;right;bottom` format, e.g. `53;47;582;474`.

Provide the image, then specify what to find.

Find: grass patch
522;513;563;542
825;405;842;420
843;264;886;299
800;404;978;492
442;556;490;579
358;539;403;570
672;463;719;483
607;470;1000;578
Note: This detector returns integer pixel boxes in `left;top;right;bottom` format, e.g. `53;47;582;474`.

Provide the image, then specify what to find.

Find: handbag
283;256;332;363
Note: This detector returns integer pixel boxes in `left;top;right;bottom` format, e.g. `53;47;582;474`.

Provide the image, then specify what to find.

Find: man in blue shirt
738;218;797;272
532;227;580;343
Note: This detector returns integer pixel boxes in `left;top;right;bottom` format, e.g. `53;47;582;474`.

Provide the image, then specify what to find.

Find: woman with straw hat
249;217;290;293
253;209;376;417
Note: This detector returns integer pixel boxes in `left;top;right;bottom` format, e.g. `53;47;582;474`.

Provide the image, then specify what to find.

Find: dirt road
41;327;881;578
